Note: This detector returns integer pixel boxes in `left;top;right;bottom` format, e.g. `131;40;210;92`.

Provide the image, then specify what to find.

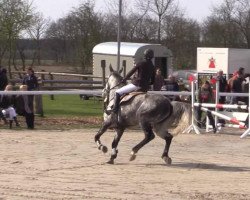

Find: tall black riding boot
106;93;121;115
113;93;121;114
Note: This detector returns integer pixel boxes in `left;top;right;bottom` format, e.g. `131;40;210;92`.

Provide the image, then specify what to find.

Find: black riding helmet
144;49;154;60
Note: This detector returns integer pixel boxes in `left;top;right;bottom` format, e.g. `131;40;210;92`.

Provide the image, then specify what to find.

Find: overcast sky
32;0;224;22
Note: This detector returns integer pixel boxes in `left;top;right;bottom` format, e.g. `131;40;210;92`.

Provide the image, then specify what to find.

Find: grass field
42;95;103;117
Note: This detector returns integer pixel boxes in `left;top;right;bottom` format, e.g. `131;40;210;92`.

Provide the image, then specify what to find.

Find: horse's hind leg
107;127;125;164
130;122;155;161
94;120;112;153
162;132;173;165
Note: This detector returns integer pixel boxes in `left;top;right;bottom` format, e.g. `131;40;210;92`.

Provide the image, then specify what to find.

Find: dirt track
0;128;250;200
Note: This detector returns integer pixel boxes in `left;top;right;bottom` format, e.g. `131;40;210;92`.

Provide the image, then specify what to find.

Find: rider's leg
106;83;139;114
112;93;121;114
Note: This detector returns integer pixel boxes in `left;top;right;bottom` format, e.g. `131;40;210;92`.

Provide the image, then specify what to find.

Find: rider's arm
123;65;139;81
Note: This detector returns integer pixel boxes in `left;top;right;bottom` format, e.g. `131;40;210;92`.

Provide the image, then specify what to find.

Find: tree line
0;0;250;76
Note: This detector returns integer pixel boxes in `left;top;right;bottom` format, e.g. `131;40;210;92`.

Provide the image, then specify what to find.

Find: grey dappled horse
94;66;191;164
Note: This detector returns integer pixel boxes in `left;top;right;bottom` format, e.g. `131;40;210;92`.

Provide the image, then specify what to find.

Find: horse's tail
153;101;191;138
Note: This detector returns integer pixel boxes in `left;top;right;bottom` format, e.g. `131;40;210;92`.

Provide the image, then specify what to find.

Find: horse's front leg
107;127;125;164
161;132;173;165
94;120;112;153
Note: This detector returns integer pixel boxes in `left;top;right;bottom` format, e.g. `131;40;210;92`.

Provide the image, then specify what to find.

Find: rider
106;49;156;115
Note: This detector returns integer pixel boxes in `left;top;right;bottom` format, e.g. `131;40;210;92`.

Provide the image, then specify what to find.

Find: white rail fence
0;81;249;138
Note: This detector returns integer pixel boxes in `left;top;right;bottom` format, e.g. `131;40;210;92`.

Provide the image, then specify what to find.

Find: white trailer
197;47;250;75
92;42;173;79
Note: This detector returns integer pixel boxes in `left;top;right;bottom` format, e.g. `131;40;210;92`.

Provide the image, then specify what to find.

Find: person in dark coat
15;85;35;129
106;49;156;115
216;70;227;105
153;68;165;91
0;68;8;91
162;75;180;101
22;67;38;91
22;67;38;116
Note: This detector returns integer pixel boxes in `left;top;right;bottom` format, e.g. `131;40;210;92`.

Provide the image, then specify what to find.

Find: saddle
120;91;145;104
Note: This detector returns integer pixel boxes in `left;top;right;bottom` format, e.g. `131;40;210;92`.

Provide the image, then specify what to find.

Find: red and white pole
240;81;250;138
201;107;246;129
194;103;248;110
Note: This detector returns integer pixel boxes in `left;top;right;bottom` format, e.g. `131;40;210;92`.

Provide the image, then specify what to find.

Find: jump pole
194;103;248;110
200;107;246;128
184;81;200;134
240;81;250;138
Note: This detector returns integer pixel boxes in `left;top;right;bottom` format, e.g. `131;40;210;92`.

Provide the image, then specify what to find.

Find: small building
92;42;173;78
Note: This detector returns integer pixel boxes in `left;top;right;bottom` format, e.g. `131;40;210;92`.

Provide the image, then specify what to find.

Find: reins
109;82;122;91
103;81;124;109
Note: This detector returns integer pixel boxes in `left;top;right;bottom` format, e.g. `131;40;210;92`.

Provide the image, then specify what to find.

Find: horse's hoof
129;154;137;161
101;146;108;153
107;159;114;164
163;156;172;165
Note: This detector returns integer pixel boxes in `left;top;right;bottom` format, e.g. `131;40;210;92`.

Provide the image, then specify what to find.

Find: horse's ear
109;64;114;73
118;66;123;74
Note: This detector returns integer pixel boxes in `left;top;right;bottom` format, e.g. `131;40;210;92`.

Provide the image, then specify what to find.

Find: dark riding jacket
124;59;155;92
0;95;16;109
22;74;38;91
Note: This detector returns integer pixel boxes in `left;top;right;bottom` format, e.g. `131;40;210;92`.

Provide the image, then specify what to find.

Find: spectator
231;72;244;104
22;67;38;91
238;67;250;105
199;81;213;103
227;71;238;92
0;68;8;91
153;68;165;91
15;85;35;129
22;67;38;114
0;99;7;125
162;75;179;101
177;78;185;91
1;85;19;128
196;81;216;132
216;70;227;104
238;67;245;77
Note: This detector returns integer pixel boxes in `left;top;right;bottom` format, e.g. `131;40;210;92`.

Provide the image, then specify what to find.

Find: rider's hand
120;79;126;84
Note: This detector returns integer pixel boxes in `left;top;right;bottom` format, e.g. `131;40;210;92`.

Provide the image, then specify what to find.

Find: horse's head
102;65;124;107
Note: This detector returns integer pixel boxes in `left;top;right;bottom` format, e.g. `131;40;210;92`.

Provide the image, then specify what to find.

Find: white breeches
2;107;17;120
116;83;140;95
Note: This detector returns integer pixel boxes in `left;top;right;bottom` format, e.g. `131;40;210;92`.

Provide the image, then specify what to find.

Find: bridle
103;75;123;109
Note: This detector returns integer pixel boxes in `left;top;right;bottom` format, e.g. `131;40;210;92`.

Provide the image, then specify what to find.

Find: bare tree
162;15;201;68
135;0;178;43
26;12;50;66
212;0;250;48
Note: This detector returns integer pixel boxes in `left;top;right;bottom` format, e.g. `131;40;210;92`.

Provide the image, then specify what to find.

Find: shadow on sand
111;162;250;172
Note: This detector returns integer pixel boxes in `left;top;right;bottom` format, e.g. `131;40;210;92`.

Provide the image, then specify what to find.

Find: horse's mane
111;71;123;81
